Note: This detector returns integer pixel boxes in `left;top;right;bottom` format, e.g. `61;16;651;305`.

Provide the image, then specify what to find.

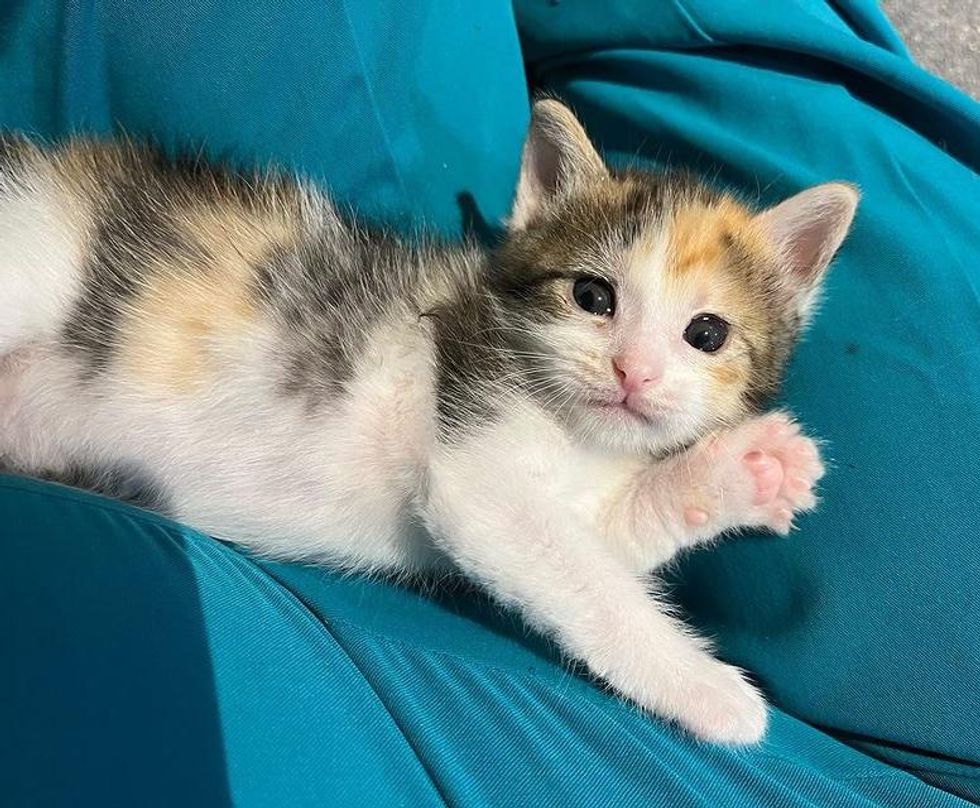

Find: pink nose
613;356;662;393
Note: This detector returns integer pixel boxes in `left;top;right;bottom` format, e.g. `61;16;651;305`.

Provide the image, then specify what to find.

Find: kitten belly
0;320;440;574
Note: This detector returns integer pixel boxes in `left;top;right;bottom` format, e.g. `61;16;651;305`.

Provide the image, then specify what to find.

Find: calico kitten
0;100;856;744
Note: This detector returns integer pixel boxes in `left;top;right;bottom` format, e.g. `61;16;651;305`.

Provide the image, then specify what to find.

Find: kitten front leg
423;429;768;745
604;412;824;571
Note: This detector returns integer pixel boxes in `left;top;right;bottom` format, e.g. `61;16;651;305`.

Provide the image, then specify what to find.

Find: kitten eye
572;277;615;317
684;313;729;353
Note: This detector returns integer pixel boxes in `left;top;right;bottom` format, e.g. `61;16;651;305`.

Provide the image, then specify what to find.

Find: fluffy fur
0;101;857;744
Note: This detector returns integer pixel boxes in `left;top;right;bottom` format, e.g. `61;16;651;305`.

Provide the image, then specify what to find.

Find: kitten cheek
703;360;750;414
708;361;745;389
674;384;712;435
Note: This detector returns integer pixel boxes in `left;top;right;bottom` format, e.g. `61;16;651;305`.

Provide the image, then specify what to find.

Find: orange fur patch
709;362;744;387
660;196;780;419
667;199;754;277
118;204;299;392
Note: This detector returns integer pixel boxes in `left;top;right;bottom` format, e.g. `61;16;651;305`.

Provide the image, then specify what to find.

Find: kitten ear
753;182;859;320
509;99;609;230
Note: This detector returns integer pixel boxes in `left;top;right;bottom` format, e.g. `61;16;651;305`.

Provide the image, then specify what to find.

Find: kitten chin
561;403;721;458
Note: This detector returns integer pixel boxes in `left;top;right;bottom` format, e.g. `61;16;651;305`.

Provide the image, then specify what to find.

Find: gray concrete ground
881;0;979;98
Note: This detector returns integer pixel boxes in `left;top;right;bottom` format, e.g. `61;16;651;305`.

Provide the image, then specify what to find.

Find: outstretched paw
683;412;825;536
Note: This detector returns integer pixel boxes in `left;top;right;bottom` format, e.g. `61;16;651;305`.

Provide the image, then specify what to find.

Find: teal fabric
0;475;967;807
512;0;980;800
0;0;528;234
1;0;979;805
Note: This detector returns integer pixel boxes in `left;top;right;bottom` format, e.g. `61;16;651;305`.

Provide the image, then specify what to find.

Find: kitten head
491;99;858;454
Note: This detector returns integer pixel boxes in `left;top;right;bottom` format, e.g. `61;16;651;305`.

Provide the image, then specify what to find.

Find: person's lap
1;0;979;804
0;474;966;807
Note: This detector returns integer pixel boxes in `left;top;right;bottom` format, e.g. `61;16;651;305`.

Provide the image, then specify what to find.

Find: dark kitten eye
684;314;729;353
572;277;615;317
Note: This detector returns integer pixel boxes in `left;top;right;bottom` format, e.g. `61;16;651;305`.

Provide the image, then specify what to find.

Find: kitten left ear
753;182;859;319
509;99;610;231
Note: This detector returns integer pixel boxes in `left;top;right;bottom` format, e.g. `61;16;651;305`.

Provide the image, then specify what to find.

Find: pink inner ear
784;218;839;279
755;183;859;281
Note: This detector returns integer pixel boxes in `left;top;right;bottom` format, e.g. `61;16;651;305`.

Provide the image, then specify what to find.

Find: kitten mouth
591;397;659;424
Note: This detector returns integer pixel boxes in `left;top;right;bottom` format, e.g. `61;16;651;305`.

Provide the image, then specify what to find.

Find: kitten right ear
509;100;609;231
753;182;859;321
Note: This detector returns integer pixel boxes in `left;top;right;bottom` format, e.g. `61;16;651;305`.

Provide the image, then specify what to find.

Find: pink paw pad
743;451;784;505
684;507;710;527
